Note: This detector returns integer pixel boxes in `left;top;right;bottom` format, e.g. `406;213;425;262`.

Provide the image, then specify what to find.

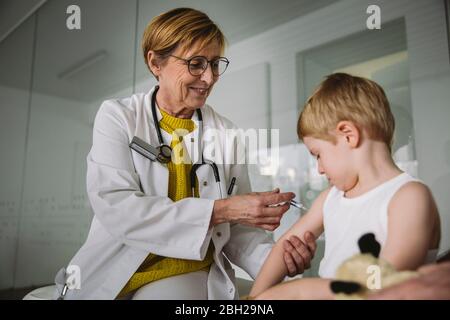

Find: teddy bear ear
330;281;362;294
358;233;381;257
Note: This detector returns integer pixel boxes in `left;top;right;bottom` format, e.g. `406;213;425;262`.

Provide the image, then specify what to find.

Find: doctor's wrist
211;199;229;226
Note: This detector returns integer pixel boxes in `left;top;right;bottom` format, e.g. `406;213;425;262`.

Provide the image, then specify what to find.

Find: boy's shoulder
311;186;334;213
390;180;432;206
388;180;436;219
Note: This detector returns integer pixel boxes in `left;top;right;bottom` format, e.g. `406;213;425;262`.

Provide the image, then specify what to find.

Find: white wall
208;62;270;130
412;73;450;253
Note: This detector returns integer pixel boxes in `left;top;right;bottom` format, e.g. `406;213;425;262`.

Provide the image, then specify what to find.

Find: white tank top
318;172;438;278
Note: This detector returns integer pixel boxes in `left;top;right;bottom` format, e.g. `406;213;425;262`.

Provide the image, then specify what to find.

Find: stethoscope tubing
151;86;223;200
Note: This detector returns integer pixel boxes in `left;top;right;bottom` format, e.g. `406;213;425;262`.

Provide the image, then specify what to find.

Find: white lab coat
53;86;274;299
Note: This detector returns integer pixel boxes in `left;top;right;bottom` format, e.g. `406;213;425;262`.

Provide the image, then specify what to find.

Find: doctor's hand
212;188;295;231
283;231;317;277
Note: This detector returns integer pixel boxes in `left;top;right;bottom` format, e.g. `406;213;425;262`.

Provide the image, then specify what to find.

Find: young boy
250;73;441;299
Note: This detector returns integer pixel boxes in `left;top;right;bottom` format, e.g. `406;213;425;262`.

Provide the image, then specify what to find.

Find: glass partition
0;15;35;290
10;0;137;287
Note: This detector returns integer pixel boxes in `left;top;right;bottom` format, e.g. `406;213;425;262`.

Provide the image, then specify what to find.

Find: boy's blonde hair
298;73;395;151
142;8;226;79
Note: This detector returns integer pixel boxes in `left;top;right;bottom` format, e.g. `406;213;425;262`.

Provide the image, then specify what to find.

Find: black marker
227;177;236;196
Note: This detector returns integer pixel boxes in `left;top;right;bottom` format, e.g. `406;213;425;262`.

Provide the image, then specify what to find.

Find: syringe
289;199;308;211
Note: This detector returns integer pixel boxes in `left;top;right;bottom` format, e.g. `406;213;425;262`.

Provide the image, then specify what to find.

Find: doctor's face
156;41;221;111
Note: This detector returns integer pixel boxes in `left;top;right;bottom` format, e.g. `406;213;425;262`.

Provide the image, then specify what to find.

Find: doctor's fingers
252;215;282;225
284;237;312;270
260;203;290;217
240;216;281;230
256;223;281;232
257;204;289;219
284;251;305;276
283;239;305;276
283;236;313;269
304;231;317;258
252;188;280;196
260;192;295;206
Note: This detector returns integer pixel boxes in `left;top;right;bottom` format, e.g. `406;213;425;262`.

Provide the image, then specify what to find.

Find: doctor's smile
190;87;209;95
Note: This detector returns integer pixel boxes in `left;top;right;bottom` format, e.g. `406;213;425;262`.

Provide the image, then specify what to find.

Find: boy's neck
344;141;403;198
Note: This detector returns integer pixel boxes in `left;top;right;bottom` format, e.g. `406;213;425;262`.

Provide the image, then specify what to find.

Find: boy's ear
147;51;162;77
336;121;360;148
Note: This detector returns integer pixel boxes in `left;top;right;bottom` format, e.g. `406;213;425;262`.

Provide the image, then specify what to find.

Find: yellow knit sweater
117;108;214;297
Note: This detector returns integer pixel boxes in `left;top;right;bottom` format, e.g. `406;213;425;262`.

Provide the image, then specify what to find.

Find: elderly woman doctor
54;8;316;300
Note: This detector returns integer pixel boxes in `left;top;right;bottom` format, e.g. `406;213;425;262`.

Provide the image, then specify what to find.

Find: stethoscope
130;85;224;199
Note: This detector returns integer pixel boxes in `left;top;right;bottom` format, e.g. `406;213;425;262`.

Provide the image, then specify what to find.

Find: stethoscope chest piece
157;144;172;164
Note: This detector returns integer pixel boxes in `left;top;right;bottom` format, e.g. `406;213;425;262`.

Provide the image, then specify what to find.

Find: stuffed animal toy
330;233;419;299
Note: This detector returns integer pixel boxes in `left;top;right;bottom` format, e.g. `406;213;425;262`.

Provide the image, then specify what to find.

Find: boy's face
303;135;358;192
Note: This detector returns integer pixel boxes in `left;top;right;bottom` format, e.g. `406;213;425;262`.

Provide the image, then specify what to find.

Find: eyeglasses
169;55;230;76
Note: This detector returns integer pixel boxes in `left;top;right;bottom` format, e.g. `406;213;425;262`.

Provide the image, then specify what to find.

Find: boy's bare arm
249;188;330;297
381;181;440;270
254;277;333;300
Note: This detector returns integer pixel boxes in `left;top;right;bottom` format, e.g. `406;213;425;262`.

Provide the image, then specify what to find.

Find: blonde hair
298;73;395;150
142;8;226;79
